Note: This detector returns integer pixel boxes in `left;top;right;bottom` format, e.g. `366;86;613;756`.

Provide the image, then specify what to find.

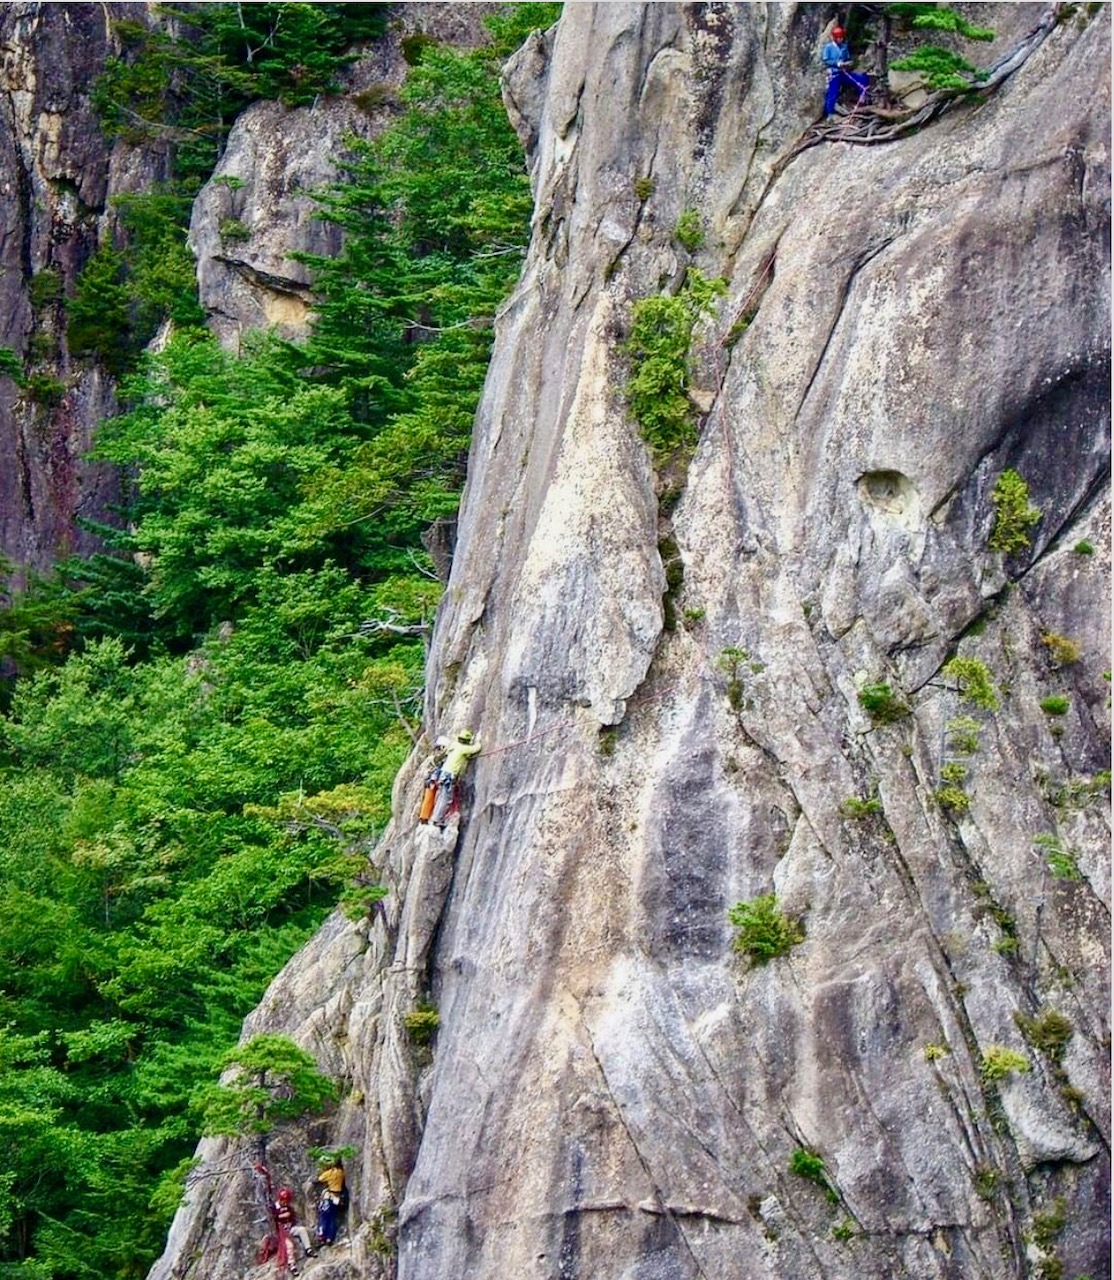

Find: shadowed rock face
0;3;163;572
149;6;1109;1280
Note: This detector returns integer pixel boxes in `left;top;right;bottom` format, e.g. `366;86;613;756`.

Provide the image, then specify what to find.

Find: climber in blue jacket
821;26;870;117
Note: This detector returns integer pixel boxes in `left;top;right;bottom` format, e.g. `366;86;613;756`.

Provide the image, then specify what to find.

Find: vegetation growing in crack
716;646;765;712
980;1044;1030;1082
1033;832;1083;881
1041;633;1081;668
624;268;726;460
789;1148;838;1204
674;208;705;252
857;681;909;724
942;656;999;711
1014;1009;1074;1064
729;894;804;964
988;468;1041;554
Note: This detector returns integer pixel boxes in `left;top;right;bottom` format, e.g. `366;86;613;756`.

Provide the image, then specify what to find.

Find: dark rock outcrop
0;2;166;573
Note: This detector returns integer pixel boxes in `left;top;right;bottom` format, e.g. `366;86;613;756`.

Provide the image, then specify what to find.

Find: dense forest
0;5;559;1276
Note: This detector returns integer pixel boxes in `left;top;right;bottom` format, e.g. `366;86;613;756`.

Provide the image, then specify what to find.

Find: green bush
980;1044;1030;1082
946;715;981;754
789;1148;837;1202
1033;833;1083;881
674;209;704;252
729;894;804;964
1041;633;1081;667
934;783;970;814
195;1033;337;1139
402;1001;440;1045
1073;540;1094;555
1040;694;1070;716
840;793;882;819
988;468;1041;554
857;681;908;723
219;217;252;242
1015;1010;1073;1063
29;267;63;308
890;6;995;91
942;656;999;710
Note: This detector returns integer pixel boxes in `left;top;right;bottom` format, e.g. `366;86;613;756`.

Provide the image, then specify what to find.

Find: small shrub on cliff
889;5;995;92
674;209;705;252
1040;694;1070;717
789;1148;837;1203
980;1044;1030;1082
1041;633;1081;668
729;894;804;964
1014;1009;1074;1064
988;468;1041;554
1033;832;1083;881
942;656;999;711
857;681;908;724
403;1001;440;1045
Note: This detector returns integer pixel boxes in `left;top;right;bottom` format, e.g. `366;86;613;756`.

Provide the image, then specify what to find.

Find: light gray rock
149;6;1110;1280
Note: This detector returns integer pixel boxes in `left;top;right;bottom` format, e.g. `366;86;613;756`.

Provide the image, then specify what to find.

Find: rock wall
149;5;1110;1280
0;2;164;573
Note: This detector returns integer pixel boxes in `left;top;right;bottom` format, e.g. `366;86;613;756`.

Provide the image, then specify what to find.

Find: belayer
315;1156;348;1246
821;24;870;117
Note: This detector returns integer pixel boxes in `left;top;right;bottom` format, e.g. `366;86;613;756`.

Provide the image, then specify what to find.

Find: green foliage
789;1148;837;1203
1041;633;1081;668
1034;833;1083;881
840;793;882;819
716;646;764;712
195;1034;337;1139
219;217;251;242
729;894;804;964
923;1042;950;1061
93;4;389;180
1073;540;1094;555
22;373;65;406
0;346;24;383
624;269;726;459
634;176;654;200
981;1044;1030;1082
1015;1010;1074;1064
402;1002;440;1046
28;268;63;308
1040;694;1070;717
832;1219;856;1242
934;783;970;814
988;468;1041;554
946;715;981;754
889;4;995;91
973;1165;1000;1200
940;761;968;785
674;209;704;252
942;656;999;710
857;681;908;723
66;245;132;372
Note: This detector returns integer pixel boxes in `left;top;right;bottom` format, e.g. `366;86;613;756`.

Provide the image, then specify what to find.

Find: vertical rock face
0;2;164;572
149;5;1109;1280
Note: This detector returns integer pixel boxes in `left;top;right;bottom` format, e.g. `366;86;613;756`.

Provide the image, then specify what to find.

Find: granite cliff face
150;5;1109;1279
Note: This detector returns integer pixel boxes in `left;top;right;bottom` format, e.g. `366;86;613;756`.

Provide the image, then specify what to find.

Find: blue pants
825;69;870;116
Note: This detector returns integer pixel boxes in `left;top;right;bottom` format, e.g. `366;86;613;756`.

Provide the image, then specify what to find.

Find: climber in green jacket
429;729;481;828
